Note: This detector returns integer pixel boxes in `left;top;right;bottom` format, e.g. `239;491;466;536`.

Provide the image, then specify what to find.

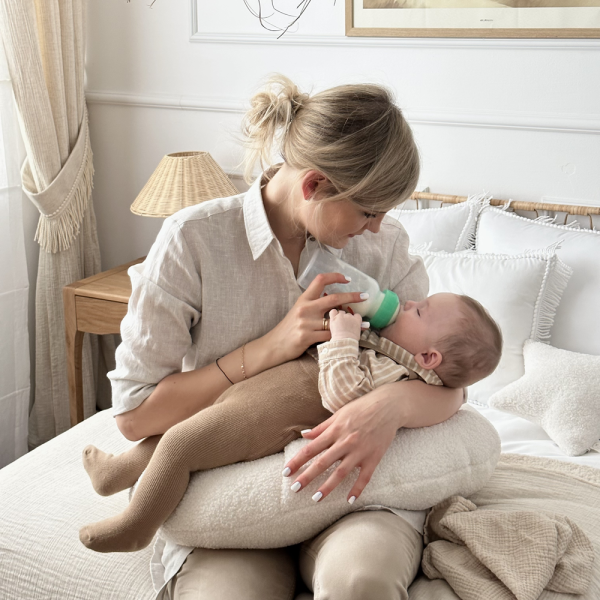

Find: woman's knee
171;547;296;600
301;512;423;600
323;569;406;600
313;554;413;600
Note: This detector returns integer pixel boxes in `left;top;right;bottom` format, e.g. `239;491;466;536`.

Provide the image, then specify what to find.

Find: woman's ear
301;170;328;201
414;349;442;371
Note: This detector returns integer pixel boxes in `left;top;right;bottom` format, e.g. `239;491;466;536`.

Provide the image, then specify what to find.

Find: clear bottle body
297;248;400;327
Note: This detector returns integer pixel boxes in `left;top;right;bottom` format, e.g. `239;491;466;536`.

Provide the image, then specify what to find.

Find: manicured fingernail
282;467;291;477
344;275;351;282
312;491;323;502
348;496;356;505
360;293;369;300
361;321;370;329
301;429;312;436
291;481;302;492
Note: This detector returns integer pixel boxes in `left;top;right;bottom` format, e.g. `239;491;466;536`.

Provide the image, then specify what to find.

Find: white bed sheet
472;403;600;470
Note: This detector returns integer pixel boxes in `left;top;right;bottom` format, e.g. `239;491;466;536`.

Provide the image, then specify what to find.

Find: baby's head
380;292;502;388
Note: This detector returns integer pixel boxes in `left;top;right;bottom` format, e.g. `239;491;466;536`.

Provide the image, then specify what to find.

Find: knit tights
79;354;330;553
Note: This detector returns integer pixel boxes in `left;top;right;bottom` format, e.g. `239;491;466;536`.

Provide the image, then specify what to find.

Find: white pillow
388;195;484;252
476;208;600;356
145;406;501;550
418;250;572;406
489;340;600;456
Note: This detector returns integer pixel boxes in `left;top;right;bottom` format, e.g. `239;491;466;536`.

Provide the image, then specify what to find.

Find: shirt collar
243;175;344;261
359;330;444;387
243;177;276;261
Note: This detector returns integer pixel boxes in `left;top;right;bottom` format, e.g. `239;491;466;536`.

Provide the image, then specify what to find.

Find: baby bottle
297;248;400;329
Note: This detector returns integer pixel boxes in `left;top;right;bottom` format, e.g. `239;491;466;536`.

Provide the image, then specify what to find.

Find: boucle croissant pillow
131;405;500;549
490;340;600;456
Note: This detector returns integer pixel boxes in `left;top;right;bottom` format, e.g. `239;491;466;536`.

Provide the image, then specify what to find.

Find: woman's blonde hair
241;74;420;213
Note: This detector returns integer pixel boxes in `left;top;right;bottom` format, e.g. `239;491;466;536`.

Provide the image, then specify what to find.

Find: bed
1;192;599;600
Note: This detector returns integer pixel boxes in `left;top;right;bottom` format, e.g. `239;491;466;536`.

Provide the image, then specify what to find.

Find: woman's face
294;170;387;248
302;199;387;248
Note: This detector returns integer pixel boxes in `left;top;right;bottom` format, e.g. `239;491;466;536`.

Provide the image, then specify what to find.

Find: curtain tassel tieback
22;113;94;254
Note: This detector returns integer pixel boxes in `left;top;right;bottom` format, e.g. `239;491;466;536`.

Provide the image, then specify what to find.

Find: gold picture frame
345;0;600;38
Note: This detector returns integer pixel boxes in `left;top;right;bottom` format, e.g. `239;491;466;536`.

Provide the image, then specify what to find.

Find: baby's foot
79;514;157;553
82;445;129;496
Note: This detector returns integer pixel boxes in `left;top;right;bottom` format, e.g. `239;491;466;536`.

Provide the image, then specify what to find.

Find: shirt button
308;236;315;241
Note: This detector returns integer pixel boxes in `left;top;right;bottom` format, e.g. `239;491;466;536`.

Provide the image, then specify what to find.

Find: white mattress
472;403;600;469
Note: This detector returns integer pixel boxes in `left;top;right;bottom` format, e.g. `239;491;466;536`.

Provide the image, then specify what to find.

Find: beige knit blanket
410;454;600;600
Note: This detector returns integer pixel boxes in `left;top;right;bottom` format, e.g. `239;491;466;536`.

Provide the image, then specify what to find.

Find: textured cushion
417;250;572;406
388;195;483;252
476;207;600;356
156;405;500;549
489;340;600;456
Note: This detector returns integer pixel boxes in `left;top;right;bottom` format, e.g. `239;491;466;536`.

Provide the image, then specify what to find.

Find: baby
79;292;502;553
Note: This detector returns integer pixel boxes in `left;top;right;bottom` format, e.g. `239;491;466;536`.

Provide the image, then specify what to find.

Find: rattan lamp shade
130;152;238;217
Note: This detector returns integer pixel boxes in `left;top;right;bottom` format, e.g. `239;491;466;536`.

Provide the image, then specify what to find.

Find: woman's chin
331;236;353;248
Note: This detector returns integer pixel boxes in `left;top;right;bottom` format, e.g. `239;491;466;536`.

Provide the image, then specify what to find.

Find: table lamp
130;151;238;217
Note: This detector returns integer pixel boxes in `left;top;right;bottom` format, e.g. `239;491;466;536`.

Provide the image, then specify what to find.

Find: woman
109;75;464;599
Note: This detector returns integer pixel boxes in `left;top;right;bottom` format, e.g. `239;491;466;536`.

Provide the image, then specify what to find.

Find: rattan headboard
410;191;600;230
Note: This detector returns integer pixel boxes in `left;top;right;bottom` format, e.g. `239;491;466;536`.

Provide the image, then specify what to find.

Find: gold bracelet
241;343;248;380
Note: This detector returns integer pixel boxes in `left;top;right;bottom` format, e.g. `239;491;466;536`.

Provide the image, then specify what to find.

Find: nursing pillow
131;405;500;549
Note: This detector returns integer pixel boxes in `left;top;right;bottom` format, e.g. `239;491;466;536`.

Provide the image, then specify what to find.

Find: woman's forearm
115;361;228;440
388;380;464;430
115;335;281;441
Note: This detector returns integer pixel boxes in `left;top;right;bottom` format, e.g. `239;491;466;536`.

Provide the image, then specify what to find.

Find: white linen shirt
109;178;428;415
108;176;429;598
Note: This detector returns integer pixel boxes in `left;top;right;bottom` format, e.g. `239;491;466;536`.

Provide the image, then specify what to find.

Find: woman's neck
262;164;307;249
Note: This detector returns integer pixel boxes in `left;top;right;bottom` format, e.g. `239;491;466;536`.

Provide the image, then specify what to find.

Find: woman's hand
282;382;405;503
264;273;367;365
282;381;463;503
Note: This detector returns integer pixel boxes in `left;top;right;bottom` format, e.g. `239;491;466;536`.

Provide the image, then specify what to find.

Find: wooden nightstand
63;257;144;427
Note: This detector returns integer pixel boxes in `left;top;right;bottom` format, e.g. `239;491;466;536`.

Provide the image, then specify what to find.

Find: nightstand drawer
75;296;128;335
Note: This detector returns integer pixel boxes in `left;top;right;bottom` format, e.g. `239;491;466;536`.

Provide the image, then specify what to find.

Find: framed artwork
346;0;600;38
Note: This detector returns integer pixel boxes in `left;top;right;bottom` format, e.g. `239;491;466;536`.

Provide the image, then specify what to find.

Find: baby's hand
329;309;366;341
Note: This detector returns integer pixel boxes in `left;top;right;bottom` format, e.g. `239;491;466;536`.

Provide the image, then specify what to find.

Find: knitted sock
79;354;329;553
82;435;161;496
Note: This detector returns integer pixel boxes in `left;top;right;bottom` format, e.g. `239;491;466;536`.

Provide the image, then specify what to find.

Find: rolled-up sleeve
317;340;409;413
318;339;373;412
108;218;202;416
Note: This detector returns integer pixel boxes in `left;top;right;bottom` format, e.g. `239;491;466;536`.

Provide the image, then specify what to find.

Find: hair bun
250;74;308;129
242;74;310;180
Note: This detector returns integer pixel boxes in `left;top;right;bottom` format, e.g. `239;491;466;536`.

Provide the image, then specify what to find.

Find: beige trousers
167;510;423;600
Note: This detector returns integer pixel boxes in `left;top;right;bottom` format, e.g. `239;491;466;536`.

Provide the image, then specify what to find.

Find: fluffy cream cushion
146;405;501;549
490;340;600;456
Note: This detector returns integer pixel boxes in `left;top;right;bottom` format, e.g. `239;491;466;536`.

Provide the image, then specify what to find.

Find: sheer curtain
0;41;30;468
0;0;114;448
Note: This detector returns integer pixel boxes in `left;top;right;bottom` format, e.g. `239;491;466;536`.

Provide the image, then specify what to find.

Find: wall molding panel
189;32;600;51
86;92;242;114
86;91;600;135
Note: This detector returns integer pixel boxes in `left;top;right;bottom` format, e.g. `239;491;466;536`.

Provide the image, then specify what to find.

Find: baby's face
380;293;463;356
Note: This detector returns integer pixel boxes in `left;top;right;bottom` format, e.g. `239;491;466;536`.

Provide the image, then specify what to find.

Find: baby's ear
414;349;442;371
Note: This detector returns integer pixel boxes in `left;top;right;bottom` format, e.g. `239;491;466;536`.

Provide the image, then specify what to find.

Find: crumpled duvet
421;495;594;600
